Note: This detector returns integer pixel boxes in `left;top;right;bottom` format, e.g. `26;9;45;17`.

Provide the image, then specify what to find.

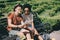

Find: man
22;4;43;40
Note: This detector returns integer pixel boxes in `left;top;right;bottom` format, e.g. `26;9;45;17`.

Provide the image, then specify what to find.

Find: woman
7;4;32;40
22;4;43;40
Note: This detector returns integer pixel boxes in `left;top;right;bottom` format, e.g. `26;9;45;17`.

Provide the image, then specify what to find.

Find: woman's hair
23;4;32;12
13;4;23;11
18;14;23;18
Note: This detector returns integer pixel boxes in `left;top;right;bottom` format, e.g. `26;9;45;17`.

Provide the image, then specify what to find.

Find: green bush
0;0;60;30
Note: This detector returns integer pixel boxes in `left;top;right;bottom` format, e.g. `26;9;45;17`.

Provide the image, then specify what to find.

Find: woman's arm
31;22;35;29
20;20;27;28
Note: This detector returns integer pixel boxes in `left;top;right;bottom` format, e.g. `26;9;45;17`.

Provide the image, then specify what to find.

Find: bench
0;13;47;40
0;17;17;40
0;17;8;39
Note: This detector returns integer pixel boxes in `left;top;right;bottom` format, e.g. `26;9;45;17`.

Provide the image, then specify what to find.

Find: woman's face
24;8;30;15
15;6;22;14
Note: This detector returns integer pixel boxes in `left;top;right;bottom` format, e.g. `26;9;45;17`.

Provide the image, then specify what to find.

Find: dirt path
50;30;60;40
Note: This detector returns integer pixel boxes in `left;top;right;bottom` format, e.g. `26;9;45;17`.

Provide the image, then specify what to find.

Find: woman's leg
34;28;43;40
26;27;43;40
20;29;33;40
26;32;33;40
51;38;55;40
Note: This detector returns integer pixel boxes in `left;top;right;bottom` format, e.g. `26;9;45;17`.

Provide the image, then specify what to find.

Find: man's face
24;8;30;15
15;6;22;14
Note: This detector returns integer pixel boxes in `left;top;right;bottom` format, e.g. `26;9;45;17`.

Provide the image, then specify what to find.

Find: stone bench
0;17;17;40
0;13;45;40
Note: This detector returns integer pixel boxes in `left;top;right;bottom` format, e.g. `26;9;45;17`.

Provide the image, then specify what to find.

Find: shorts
9;30;20;37
9;28;29;36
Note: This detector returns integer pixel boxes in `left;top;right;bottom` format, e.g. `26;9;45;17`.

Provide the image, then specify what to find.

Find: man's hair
23;4;32;12
13;4;23;11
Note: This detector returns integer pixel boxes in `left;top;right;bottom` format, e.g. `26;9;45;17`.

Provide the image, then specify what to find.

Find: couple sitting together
7;4;43;40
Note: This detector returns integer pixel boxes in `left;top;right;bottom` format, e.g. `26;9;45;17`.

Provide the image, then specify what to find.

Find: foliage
0;0;60;30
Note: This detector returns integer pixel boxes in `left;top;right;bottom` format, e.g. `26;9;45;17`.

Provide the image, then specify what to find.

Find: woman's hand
27;27;34;32
17;25;24;28
17;23;27;28
22;24;27;29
